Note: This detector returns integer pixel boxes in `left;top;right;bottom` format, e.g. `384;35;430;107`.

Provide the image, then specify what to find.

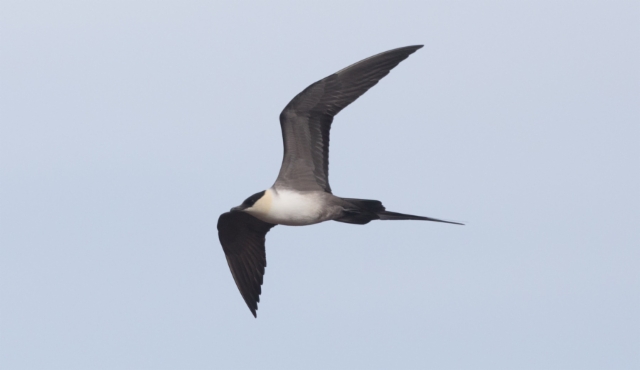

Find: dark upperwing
218;211;276;317
275;45;424;193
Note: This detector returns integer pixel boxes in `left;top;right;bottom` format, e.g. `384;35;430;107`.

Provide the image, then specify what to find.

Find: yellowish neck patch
249;188;273;216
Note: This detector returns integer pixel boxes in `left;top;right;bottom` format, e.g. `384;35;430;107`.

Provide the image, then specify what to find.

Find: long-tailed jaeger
218;45;462;317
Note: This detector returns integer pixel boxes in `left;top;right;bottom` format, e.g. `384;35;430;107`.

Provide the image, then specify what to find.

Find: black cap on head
242;190;266;208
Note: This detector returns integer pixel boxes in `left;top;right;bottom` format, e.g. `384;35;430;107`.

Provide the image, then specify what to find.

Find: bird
217;45;462;317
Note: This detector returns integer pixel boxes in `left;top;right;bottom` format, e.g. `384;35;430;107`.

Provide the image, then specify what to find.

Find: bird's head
231;190;271;215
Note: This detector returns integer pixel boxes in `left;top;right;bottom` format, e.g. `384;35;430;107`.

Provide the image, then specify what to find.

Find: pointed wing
217;211;276;317
275;45;424;193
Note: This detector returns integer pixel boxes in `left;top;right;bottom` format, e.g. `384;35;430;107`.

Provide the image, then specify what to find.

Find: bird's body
218;45;462;317
244;188;340;226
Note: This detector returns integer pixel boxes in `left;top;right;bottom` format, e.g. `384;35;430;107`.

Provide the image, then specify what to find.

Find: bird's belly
250;190;331;226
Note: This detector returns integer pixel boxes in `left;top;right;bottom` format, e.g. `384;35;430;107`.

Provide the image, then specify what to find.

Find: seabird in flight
218;45;462;317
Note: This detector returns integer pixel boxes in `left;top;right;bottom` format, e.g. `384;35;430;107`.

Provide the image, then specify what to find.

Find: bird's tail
335;198;463;225
378;210;463;225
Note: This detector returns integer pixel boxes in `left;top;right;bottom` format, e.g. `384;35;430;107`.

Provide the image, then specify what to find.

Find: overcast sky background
1;1;638;369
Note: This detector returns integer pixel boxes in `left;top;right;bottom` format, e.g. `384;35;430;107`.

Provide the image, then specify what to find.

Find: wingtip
401;45;424;55
395;44;423;52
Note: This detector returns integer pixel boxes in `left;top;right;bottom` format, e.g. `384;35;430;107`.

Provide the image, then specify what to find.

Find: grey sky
1;1;638;369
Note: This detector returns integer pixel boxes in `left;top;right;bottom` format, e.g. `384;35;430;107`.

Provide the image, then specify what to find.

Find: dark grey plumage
218;45;461;318
275;45;424;193
336;198;464;225
217;211;275;317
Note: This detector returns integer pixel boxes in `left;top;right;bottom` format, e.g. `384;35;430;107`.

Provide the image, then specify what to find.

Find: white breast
245;188;329;226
